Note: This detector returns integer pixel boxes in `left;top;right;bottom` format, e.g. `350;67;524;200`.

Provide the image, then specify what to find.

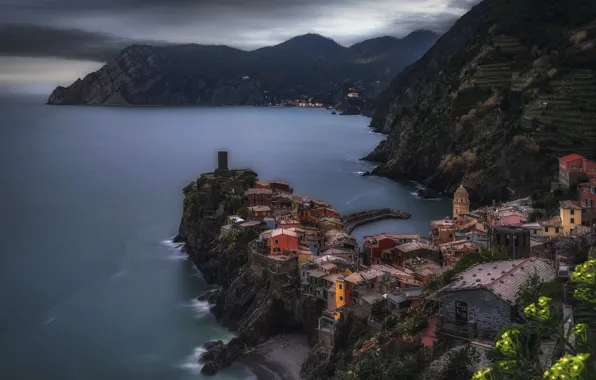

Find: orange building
269;229;299;255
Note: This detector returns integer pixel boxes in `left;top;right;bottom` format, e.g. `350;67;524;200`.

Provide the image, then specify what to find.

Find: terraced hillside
368;0;596;204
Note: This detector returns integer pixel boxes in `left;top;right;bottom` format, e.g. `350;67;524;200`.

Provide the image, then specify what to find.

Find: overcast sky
0;0;480;88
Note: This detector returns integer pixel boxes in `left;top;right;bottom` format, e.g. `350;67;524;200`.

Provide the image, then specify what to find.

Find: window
274;239;279;244
370;283;374;289
570;209;574;215
339;284;343;290
534;229;537;235
545;227;549;233
449;234;453;238
592;187;596;194
571;218;575;224
555;228;560;234
339;296;343;301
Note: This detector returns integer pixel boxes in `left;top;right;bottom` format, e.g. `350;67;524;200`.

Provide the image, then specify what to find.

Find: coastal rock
177;169;325;376
197;289;221;304
417;188;439;199
366;0;596;204
361;140;388;163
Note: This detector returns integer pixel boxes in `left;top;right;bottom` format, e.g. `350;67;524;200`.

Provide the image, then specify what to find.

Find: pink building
497;209;528;226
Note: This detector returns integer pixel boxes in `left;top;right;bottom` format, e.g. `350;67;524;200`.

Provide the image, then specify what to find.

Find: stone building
245;188;273;207
492;226;531;259
453;184;470;219
437;258;555;340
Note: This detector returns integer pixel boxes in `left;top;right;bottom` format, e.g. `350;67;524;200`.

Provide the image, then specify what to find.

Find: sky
0;0;481;88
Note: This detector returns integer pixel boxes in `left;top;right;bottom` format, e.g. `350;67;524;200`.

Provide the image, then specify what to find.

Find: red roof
560;154;584;163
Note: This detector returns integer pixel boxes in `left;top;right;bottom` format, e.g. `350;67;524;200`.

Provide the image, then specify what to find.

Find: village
209;151;596;365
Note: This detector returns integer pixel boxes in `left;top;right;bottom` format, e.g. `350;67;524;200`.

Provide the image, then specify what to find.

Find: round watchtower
453;184;470;219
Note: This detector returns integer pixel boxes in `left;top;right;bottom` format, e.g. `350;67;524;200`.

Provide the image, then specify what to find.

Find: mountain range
366;0;596;205
47;30;439;106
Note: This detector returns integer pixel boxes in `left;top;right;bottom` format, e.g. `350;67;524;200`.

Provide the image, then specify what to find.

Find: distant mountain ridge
47;31;439;106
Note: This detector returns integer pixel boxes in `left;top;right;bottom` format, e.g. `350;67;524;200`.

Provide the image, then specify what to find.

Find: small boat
331;111;336;115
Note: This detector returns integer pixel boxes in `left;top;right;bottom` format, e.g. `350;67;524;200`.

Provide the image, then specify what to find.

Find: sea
0;91;451;380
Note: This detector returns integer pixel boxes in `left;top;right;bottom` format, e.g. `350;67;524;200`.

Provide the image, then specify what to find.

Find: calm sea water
0;93;450;380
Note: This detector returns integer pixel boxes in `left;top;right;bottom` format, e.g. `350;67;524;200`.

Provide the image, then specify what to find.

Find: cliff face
47;45;265;106
367;0;596;204
47;31;439;106
176;170;324;376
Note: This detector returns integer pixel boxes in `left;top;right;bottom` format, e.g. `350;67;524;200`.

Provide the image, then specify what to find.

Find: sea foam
178;346;206;374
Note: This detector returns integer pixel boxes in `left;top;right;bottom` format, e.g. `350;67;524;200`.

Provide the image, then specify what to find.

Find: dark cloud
0;24;169;61
0;0;482;84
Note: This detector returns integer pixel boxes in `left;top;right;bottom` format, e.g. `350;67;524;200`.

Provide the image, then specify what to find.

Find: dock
342;208;411;234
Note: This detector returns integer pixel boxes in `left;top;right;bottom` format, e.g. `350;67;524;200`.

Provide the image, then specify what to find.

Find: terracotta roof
271;228;299;238
245;188;272;195
439;258;555;305
560;200;582;210
560;153;584;163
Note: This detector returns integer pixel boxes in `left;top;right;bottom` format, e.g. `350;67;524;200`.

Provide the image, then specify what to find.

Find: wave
161;239;188;261
189;299;213;318
178;346;206;375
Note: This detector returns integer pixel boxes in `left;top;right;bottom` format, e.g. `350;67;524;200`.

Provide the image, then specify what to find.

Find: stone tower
453;184;470;219
217;151;228;171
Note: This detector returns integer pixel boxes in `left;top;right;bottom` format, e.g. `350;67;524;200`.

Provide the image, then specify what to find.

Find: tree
473;259;596;380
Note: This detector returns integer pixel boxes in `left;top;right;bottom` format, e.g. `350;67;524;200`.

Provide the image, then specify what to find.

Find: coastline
238;334;310;380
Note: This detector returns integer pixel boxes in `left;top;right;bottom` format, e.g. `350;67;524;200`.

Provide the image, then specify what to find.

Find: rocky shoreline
174;169;326;377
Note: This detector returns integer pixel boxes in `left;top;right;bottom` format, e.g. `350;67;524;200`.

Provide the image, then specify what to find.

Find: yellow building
335;277;346;309
560;200;583;235
453;184;470;219
523;200;583;238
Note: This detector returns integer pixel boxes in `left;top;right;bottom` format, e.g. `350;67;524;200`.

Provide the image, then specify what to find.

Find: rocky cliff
175;170;324;376
366;0;596;204
47;31;439;106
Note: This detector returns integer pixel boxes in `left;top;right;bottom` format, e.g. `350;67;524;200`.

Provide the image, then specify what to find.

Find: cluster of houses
214;150;594;349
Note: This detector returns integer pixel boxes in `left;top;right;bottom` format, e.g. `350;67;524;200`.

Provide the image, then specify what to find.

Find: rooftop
320;263;338;271
439;258;555;305
313;255;349;265
245;188;273;195
560;200;583;210
240;221;261;228
396;242;439;253
271;228;299;238
307;269;327;278
539;216;562;227
248;205;271;212
560;153;584;163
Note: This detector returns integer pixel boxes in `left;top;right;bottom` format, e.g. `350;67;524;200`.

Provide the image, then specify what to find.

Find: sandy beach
239;334;311;380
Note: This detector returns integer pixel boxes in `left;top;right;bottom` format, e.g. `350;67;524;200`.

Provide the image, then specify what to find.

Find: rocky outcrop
47;31;440;106
176;169;325;376
366;0;596;204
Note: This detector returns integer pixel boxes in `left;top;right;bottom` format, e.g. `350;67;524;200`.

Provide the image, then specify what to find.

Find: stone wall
439;289;513;339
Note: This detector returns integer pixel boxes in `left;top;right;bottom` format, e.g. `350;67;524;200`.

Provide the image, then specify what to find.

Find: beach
239;334;311;380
